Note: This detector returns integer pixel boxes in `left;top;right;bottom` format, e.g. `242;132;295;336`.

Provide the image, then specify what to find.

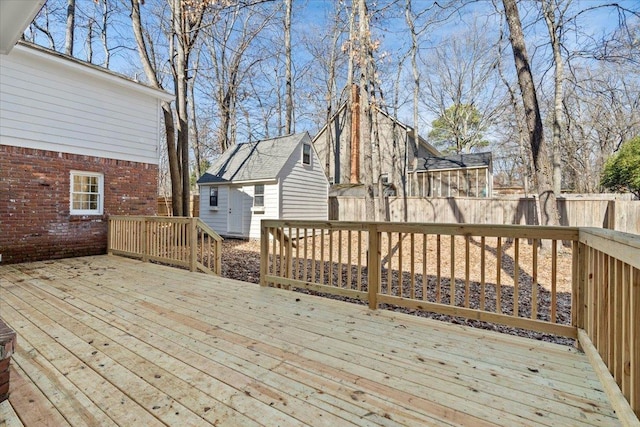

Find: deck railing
260;220;639;419
108;216;223;275
575;227;639;423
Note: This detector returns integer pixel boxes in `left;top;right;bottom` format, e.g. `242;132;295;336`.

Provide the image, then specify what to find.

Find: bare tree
65;0;75;55
130;0;182;215
284;0;293;134
541;0;571;194
356;0;376;221
502;0;559;226
422;19;505;154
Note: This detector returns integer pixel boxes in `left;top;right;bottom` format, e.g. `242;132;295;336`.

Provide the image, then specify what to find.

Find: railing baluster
532;239;538;320
422;233;427;301
387;232;392;295
436;235;441;304
496;237;502;314
465;235;470;308
480;236;485;311
450;235;455;306
514;238;519;317
347;230;352;290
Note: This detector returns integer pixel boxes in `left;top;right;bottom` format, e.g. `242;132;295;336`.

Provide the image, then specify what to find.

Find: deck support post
367;224;380;310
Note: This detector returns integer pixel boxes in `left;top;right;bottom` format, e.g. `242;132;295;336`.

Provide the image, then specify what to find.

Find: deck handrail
260;219;639;419
575;227;639;423
108;216;223;275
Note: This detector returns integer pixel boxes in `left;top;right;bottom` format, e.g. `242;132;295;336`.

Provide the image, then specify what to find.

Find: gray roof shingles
197;133;308;184
414;152;492;172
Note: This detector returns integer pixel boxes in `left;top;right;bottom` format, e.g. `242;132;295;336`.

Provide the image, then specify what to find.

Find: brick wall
0;145;158;263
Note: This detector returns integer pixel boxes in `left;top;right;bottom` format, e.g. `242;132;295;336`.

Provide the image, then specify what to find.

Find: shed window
302;144;311;165
209;187;218;207
254;185;264;207
70;171;103;215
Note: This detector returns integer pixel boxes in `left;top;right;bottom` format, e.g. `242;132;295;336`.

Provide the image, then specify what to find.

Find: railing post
572;240;587;341
367;223;380;310
260;221;269;286
107;217;113;255
141;217;148;263
189;217;197;272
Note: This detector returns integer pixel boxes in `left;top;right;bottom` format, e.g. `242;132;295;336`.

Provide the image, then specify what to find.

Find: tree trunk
357;0;375;221
405;0;420;198
542;0;564;194
130;0;182;216
173;0;190;217
502;0;559;226
65;0;75;56
284;0;293;134
100;0;110;68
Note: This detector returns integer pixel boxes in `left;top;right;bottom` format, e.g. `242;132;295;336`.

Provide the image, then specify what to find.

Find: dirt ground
220;234;575;346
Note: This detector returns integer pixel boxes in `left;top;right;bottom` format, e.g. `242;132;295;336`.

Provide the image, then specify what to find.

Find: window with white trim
209;186;219;207
302;143;311;165
70;171;104;215
254;184;264;207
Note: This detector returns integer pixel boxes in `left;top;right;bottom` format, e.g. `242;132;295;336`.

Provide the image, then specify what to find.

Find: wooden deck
0;255;623;426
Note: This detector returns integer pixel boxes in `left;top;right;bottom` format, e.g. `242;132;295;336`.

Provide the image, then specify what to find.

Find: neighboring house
197;133;328;239
312;99;440;197
410;152;493;198
0;40;173;263
313;95;494;199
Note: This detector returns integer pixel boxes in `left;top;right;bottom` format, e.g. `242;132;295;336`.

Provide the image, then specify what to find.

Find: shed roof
197;132;310;184
414;152;492;172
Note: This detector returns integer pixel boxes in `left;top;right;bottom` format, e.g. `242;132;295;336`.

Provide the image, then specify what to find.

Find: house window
70;171;103;215
302;143;311;165
209;186;218;207
254;184;264;207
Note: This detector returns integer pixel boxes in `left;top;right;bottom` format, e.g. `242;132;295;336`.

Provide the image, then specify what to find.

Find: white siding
198;182;279;239
0;44;165;164
280;140;329;220
247;183;279;239
199;185;229;237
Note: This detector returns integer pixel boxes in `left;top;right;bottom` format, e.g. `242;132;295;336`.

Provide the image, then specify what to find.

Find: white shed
197;133;328;239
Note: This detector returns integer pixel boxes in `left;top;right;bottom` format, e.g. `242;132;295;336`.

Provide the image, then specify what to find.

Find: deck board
0;255;622;426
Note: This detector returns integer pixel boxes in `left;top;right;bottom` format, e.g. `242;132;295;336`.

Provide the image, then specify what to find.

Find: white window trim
209;186;219;209
70;171;104;215
253;184;265;208
302;143;312;166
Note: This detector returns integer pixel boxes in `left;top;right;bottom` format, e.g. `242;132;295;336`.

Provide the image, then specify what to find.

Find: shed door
228;187;244;234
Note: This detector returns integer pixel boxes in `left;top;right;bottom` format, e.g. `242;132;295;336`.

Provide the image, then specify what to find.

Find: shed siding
0;46;160;164
199;185;229;236
198;182;279;239
280;144;328;221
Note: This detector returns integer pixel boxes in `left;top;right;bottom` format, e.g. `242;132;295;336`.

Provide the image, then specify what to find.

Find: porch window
209;186;218;207
302;143;311;165
254;184;264;207
70;171;103;215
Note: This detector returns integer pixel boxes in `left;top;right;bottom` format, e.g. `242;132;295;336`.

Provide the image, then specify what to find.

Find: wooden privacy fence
329;196;640;235
108;216;222;275
260;220;639;419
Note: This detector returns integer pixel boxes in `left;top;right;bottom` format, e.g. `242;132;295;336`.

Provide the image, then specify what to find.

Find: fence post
260;221;269;286
189;217;197;272
604;200;616;230
367;223;380;310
